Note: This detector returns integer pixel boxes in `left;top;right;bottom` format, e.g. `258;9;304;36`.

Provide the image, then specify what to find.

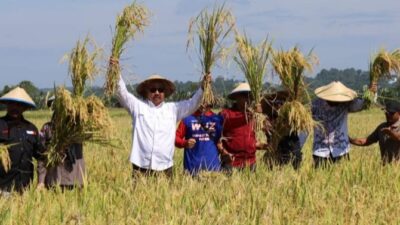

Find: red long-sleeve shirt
220;108;256;167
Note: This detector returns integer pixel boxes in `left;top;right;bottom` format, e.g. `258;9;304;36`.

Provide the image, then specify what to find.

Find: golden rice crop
370;48;400;85
270;47;318;150
0;144;10;172
48;88;113;166
366;48;400;105
234;33;272;140
187;4;235;105
65;37;100;97
105;2;150;97
47;37;113;166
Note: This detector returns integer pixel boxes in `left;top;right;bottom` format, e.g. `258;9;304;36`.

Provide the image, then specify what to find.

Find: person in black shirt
0;87;43;193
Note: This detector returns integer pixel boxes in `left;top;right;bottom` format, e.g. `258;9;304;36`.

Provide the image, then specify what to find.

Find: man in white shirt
117;74;208;177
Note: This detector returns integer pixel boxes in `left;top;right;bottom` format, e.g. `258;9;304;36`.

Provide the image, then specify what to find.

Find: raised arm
348;98;365;112
175;88;203;121
117;76;140;115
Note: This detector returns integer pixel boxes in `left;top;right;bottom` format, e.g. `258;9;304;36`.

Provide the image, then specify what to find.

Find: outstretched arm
116;76;139;115
349;126;379;146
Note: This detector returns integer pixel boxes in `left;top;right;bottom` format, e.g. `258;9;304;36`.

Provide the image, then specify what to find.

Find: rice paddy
0;108;399;225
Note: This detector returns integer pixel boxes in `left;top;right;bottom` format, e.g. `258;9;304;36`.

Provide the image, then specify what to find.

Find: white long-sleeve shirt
117;77;203;170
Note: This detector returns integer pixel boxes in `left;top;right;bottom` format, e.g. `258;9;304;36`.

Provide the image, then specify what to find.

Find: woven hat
136;74;175;98
314;81;357;102
228;82;251;99
0;87;36;108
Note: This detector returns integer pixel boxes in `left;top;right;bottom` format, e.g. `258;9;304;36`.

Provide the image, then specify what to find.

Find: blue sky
0;0;399;88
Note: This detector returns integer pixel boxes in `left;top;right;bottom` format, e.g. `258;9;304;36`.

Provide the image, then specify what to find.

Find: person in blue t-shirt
175;104;222;176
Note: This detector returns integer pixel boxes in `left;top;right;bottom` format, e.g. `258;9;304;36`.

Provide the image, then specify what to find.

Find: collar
193;110;214;117
147;100;164;108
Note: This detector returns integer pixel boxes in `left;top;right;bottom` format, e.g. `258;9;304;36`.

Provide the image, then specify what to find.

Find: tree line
1;68;399;109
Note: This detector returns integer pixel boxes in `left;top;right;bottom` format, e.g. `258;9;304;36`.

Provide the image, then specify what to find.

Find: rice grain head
187;4;235;105
105;2;150;97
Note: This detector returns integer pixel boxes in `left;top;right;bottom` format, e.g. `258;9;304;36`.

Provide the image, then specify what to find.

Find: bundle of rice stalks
187;4;235;105
364;49;400;106
234;33;272;140
47;88;113;166
65;37;100;97
47;38;113;166
0;144;11;172
370;49;400;84
271;47;318;143
105;2;150;97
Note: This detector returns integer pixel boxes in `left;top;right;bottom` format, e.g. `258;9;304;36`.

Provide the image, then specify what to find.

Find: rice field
0;108;399;225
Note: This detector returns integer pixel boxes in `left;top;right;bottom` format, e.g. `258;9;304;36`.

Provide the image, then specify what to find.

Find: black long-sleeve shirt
0;114;44;192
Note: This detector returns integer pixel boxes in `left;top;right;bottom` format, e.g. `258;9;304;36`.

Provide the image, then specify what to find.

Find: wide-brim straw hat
228;82;251;99
0;87;36;108
314;81;357;102
136;74;175;98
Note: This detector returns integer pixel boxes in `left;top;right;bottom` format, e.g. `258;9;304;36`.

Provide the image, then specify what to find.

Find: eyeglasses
149;87;165;93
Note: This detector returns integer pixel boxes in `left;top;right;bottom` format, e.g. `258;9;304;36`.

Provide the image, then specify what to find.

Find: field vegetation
0;108;399;225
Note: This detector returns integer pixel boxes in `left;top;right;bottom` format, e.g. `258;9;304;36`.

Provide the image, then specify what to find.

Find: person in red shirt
219;83;264;173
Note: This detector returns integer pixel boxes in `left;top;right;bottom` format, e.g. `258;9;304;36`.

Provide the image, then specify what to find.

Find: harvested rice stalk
0;144;11;172
271;47;318;147
366;48;400;105
105;2;150;97
48;87;113;166
187;4;235;105
234;33;272;140
48;36;113;166
65;37;100;97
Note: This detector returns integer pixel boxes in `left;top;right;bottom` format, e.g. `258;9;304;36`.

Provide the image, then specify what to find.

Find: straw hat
228;82;251;99
0;87;36;108
136;74;175;98
314;81;357;102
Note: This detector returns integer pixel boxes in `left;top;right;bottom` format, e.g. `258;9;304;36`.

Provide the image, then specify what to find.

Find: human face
6;102;27;119
234;93;251;110
146;81;165;106
385;110;400;125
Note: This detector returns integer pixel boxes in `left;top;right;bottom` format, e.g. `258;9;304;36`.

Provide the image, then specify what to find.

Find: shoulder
22;118;39;131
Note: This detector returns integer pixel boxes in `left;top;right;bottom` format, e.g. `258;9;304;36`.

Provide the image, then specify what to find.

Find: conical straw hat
228;82;251;99
136;74;176;98
314;81;357;102
0;87;36;108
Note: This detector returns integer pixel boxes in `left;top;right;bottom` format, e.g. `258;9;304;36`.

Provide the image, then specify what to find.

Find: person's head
228;82;251;111
384;101;400;124
314;81;357;105
136;74;175;106
0;87;36;119
47;95;55;108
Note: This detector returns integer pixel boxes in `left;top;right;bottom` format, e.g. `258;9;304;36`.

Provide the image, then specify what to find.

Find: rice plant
187;4;235;105
365;48;400;106
0;144;11;172
271;47;318;150
48;38;113;166
234;33;272;141
65;37;100;97
105;2;150;97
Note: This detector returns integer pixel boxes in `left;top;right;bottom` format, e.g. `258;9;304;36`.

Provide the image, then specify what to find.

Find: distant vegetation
1;68;399;109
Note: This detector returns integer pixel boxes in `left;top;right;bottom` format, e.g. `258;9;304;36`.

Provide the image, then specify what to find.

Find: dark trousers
313;153;350;168
221;163;256;175
131;164;173;179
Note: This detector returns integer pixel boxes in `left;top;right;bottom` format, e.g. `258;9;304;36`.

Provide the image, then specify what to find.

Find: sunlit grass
0;108;399;224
